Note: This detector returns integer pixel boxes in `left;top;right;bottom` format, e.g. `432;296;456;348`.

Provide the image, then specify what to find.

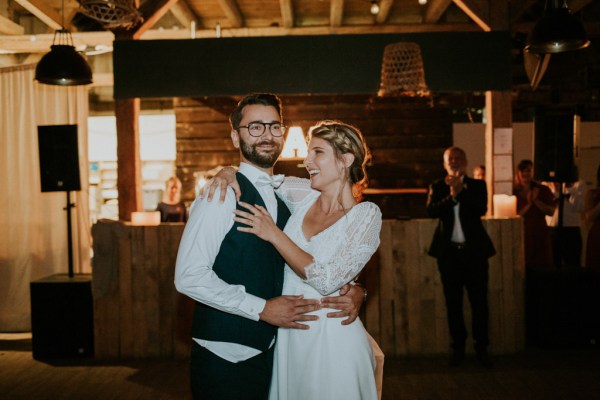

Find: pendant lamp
524;0;590;54
35;0;93;85
378;42;430;97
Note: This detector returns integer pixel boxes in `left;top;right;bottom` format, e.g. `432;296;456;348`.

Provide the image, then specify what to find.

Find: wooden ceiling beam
0;30;114;53
176;21;481;37
376;0;394;24
170;0;200;29
423;0;452;24
13;0;71;31
217;0;244;28
279;0;294;28
330;0;344;27
133;0;180;39
452;0;490;32
0;23;485;53
0;14;24;35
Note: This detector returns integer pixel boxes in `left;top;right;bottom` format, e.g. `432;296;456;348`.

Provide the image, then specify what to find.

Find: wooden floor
2;333;600;400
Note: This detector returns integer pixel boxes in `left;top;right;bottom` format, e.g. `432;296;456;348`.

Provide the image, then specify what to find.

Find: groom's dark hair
230;93;283;130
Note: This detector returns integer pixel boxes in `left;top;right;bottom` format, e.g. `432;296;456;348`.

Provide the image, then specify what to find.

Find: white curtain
0;64;91;332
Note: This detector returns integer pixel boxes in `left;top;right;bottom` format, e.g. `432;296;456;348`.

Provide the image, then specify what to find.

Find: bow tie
256;174;284;189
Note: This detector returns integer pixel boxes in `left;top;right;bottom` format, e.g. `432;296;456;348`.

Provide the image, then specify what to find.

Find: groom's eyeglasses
237;122;286;137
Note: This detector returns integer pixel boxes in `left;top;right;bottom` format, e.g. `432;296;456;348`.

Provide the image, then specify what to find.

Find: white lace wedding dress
269;178;382;400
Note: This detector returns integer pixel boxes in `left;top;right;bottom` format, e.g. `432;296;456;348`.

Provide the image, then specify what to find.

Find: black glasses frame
237;122;286;137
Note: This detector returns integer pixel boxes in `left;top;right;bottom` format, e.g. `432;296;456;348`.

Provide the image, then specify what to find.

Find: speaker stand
65;190;75;278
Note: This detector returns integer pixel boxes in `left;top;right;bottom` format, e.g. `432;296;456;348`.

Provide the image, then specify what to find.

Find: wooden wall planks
92;217;524;360
365;218;525;356
174;95;452;218
92;221;188;359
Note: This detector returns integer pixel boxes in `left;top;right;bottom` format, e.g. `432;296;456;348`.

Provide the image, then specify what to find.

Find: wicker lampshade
79;0;142;29
378;42;430;97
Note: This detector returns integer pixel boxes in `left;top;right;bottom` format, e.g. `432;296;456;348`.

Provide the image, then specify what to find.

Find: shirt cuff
239;294;267;321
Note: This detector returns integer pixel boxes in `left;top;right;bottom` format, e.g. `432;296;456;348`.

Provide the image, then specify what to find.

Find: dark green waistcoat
191;173;291;351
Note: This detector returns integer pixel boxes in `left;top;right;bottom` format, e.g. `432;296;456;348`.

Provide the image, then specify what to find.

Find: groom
175;93;365;400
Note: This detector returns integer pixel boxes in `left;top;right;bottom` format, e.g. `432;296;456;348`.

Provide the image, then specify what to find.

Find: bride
215;120;382;400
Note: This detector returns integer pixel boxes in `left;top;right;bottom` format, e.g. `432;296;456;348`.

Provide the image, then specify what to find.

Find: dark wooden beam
133;0;180;39
115;98;143;221
453;0;490;31
279;0;294;28
424;0;452;24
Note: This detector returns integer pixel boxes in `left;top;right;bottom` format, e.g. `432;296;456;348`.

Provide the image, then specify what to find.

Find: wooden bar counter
362;217;525;357
92;217;524;359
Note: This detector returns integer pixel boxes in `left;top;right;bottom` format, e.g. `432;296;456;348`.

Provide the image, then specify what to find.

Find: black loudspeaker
526;268;600;347
38;124;81;192
30;274;94;359
533;112;579;182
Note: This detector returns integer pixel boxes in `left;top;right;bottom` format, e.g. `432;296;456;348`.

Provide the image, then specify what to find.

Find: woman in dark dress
514;160;555;269
156;176;188;222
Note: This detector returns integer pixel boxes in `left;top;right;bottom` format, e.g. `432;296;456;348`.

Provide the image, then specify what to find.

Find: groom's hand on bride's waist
320;283;366;325
259;295;321;329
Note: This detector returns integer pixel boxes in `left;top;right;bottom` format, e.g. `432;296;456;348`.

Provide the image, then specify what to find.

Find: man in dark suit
426;146;496;367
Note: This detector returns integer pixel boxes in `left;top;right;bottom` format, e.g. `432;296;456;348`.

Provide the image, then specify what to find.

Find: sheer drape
0;64;91;331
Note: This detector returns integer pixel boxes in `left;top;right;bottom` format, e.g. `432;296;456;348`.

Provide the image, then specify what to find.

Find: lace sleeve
304;202;382;295
275;177;314;213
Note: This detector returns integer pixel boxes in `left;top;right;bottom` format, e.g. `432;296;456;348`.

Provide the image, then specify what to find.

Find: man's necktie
256;174;285;189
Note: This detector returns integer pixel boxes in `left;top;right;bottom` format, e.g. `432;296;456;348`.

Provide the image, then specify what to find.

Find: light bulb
370;1;380;15
418;0;427;5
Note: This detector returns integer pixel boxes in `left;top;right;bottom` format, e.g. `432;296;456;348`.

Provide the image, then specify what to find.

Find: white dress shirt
174;162;279;362
546;180;586;228
451;176;466;243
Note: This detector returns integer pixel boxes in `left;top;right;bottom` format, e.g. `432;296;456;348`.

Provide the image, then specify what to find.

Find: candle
131;211;161;226
493;194;517;218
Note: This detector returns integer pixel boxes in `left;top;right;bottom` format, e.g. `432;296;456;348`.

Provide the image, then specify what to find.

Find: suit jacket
426;175;496;259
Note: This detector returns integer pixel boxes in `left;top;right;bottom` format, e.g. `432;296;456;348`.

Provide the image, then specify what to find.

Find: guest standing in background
156;176;188;222
584;164;600;268
514;160;555;269
545;178;586;267
427;147;496;368
473;165;486;181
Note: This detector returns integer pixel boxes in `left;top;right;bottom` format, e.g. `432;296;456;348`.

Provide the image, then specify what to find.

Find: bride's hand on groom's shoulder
200;166;241;203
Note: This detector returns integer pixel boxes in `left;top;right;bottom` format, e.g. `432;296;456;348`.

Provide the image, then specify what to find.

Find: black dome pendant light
524;0;590;54
34;0;93;85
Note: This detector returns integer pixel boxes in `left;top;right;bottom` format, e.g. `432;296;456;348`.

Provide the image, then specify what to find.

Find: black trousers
437;246;490;352
190;341;274;400
550;226;582;267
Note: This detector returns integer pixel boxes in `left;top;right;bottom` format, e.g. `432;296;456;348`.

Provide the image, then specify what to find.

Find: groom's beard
239;137;282;169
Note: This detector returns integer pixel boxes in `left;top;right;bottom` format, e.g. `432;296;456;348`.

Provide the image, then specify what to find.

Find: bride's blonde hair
308;120;370;200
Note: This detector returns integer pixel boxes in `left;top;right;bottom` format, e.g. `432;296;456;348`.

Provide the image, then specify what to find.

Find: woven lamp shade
378;42;430;97
79;0;142;29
